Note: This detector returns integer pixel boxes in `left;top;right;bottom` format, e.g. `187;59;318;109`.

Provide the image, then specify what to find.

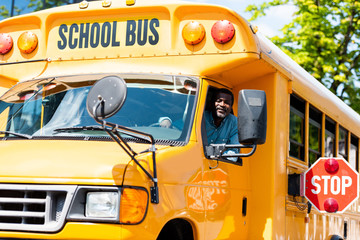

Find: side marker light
126;0;135;6
79;0;89;9
0;33;13;54
182;21;205;45
102;0;111;7
211;20;235;44
18;31;38;54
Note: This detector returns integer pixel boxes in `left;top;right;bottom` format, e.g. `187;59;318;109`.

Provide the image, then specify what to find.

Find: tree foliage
246;0;360;113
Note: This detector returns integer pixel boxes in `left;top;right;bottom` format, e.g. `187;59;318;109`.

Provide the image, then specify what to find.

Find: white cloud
253;4;297;37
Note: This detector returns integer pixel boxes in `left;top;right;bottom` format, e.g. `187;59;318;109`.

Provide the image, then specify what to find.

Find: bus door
200;85;251;239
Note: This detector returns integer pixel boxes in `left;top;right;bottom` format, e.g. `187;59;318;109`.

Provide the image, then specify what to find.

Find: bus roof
0;0;259;81
257;33;360;136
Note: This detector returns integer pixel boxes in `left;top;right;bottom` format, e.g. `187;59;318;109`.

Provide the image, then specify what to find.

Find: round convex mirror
86;76;127;119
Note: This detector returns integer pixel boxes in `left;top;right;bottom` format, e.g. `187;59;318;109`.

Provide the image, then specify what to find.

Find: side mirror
237;90;267;145
86;76;127;120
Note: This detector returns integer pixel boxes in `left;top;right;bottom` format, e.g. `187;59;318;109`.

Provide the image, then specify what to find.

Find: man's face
214;92;232;119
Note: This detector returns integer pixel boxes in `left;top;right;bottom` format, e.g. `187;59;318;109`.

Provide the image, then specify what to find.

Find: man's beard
215;107;227;119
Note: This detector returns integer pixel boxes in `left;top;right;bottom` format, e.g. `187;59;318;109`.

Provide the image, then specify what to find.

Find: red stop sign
304;157;359;213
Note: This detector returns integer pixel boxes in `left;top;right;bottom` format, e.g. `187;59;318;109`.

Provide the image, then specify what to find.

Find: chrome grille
0;184;76;232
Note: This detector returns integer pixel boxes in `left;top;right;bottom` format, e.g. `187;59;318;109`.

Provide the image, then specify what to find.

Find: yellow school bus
0;0;359;239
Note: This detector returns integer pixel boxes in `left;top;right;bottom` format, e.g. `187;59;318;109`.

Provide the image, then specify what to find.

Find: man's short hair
215;88;234;106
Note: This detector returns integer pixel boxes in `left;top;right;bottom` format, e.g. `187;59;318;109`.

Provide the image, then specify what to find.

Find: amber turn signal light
18;31;38;54
182;21;205;45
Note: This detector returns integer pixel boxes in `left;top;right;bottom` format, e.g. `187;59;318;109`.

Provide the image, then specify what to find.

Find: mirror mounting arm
206;143;257;159
92;98;159;204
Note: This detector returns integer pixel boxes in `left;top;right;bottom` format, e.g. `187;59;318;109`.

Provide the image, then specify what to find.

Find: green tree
246;0;360;113
0;3;22;19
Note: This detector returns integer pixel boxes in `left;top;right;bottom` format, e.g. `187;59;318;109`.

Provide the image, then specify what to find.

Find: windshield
0;74;198;145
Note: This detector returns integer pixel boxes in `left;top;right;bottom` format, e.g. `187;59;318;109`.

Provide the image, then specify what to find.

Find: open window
201;86;239;163
202;86;267;164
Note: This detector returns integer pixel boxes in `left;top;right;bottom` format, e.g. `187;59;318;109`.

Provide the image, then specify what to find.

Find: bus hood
0;140;157;185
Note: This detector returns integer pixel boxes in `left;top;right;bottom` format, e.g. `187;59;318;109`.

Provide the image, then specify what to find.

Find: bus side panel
0;78;17;96
233;71;288;239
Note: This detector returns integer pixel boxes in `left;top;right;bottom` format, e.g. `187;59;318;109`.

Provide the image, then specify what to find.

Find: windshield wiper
53;126;150;143
53;126;104;133
0;131;32;139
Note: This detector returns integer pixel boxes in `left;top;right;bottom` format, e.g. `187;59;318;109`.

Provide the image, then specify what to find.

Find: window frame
350;134;359;171
338;125;349;160
308;105;322;166
289;94;306;162
324;117;336;158
201;85;242;166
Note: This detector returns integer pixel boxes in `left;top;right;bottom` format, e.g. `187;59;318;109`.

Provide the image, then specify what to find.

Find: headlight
86;192;119;218
67;186;148;224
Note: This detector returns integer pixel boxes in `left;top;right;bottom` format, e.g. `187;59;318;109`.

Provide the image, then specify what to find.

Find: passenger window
289;94;305;161
350;135;358;171
325;117;336;157
338;126;348;160
309;106;321;165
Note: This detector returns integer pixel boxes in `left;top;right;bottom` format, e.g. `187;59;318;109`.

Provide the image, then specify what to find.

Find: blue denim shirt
205;111;239;161
205;110;239;145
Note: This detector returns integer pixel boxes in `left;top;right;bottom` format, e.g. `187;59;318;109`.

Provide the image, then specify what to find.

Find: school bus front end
0;0;299;239
0;1;259;239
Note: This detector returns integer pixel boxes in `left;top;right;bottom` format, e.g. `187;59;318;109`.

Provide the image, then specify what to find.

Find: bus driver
204;88;239;162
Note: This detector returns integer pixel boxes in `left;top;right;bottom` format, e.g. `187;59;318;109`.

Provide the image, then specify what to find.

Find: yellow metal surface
0;140;131;184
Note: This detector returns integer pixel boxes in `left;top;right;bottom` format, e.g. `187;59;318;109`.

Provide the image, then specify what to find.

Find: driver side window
201;86;239;163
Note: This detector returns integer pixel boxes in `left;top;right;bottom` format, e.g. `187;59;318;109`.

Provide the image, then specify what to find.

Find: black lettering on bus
90;23;100;48
69;24;79;49
79;23;90;48
126;20;136;46
137;19;148;46
58;24;68;50
111;21;120;47
101;22;111;47
149;18;160;45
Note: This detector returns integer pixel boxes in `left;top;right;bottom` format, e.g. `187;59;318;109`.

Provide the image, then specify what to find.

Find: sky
188;0;297;37
1;0;296;37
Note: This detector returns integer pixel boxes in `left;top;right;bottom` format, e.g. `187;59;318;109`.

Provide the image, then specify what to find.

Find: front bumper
0;222;154;240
